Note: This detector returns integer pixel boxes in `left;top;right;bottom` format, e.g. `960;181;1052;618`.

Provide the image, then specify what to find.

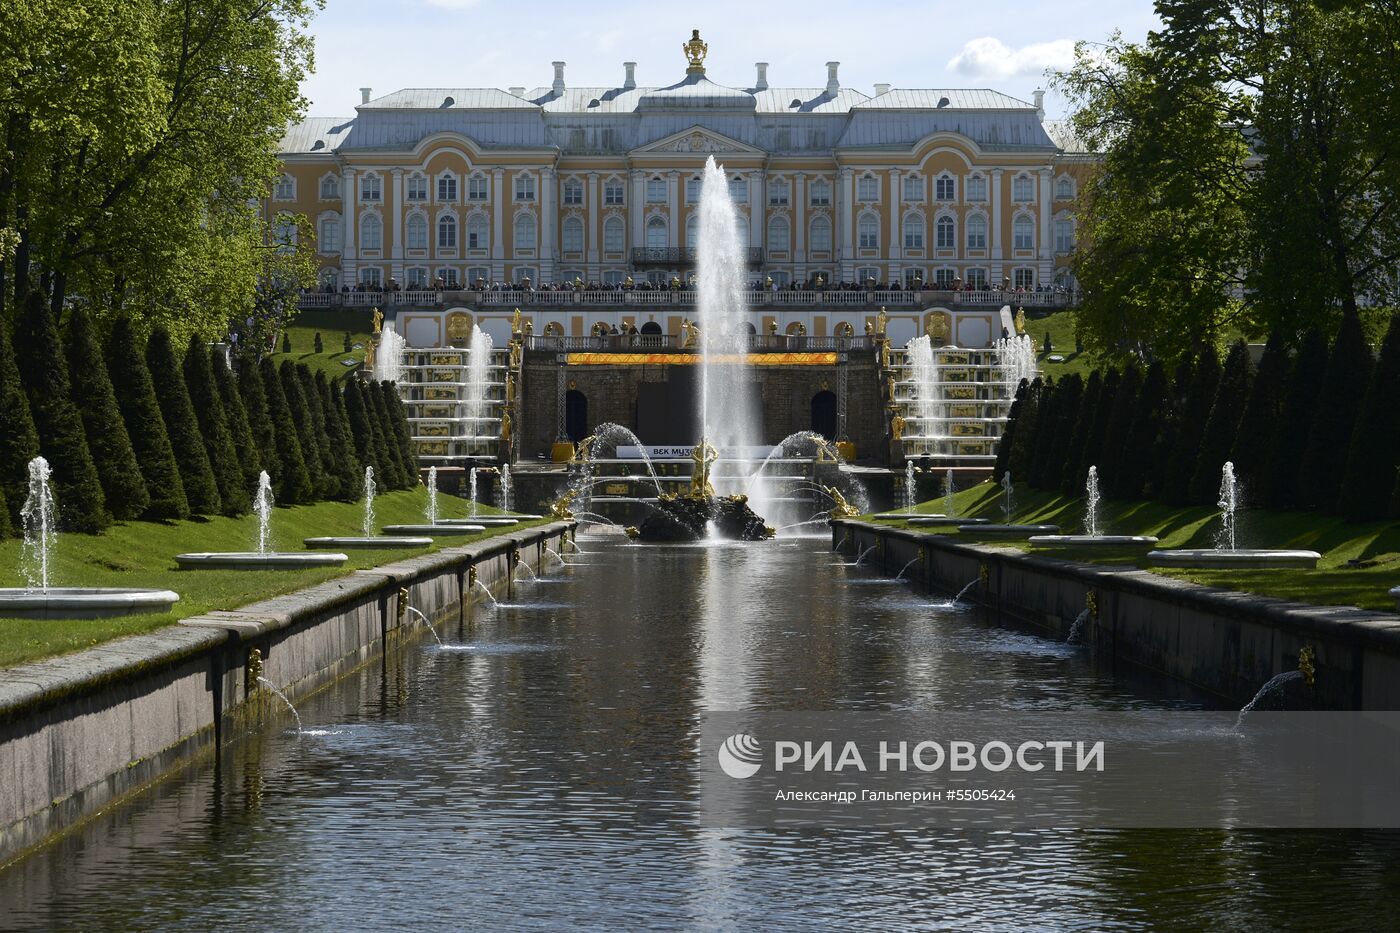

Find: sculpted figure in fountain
372;308;384;334
689;439;718;498
551;489;576;520
823;486;861;519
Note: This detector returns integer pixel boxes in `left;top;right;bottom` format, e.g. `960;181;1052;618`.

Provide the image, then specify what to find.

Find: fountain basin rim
907;516;988;526
872;512;934;521
303;536;434;549
434;517;520;527
0;587;181;619
1146;549;1322;569
381;524;486;535
959;524;1062;536
175;552;349;569
1390;585;1400;610
1029;535;1160;548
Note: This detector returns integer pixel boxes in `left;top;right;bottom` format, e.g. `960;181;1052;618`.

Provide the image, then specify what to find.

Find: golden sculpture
864;320;874;336
680;318;700;349
683;29;708;72
891;411;906;440
372;308;384;335
823;485;861;519
364;337;377;371
570;433;596;464
767;319;778;336
1298;645;1316;690
505;373;515;403
500;408;512;441
876;306;888;336
511;307;523;336
1014;308;1027;336
550;489;576;520
926;311;951;344
689;438;718;498
447;312;472;342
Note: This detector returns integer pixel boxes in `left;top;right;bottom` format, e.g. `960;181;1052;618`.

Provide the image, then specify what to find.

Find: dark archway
565;389;589;442
810;390;838;440
640;321;663;335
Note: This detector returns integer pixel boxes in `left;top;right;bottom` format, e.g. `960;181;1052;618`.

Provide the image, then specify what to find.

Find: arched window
935;173;956;201
406;213;427;250
1056;177;1074;199
359;173;382;202
965;174;987;202
810;391;838;440
437;214;457;250
273;174;295;200
1055;217;1075;253
467;214;488;250
565;390;589;442
604;216;624;252
858;213;879;249
360;213;382;251
319;175;340;199
1012;174;1034;202
646;216;667;249
768;216;790;252
318;214;341;253
514;174;536;201
406;173;427;202
640;321;663;335
437;172;458;202
514;214;536;251
935;215;955;250
903;213;924;249
809;215;832;253
1013;215;1034;250
966;214;987;250
685;213;699;246
728;176;748;201
562;217;584;253
809;179;831;206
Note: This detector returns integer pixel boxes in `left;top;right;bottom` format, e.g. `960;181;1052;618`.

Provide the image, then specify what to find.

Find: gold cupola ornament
683;29;708;74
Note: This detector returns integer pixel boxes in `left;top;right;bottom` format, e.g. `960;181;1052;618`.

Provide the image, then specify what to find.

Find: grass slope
1023;310;1094;380
269;308;375;380
881;481;1400;612
0;487;538;669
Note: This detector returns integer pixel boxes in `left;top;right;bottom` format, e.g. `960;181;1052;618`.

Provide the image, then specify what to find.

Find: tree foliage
65;307;149;519
106;317;188;519
147;327;220;515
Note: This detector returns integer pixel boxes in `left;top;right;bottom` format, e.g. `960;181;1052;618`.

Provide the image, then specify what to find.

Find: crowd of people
308;276;1076;297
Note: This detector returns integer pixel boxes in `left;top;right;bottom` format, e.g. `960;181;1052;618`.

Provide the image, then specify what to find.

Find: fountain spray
20;456;55;592
1217;461;1238;552
905;461;916;512
1085;465;1101;537
361;466;377;537
1001;472;1015;522
944;468;956;519
469;467;479;518
254;471;274;556
500;465;512;513
426;466;439;524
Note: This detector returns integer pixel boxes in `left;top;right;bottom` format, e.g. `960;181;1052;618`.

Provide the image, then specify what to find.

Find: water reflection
3;537;1399;929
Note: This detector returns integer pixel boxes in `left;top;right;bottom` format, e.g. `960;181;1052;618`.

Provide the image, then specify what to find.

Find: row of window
275;171;1077;208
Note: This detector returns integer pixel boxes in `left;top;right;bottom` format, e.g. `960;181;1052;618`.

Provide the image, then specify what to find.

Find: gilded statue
689;438;718;498
767;320;778;336
571;434;596;465
364;338;376;371
1014;308;1027;336
550;489;576;520
823;485;861;519
876;306;888;336
890;411;906;441
511;307;523;336
500;408;512;441
680;318;700;349
864;320;874;336
372;307;384;335
505;373;516;403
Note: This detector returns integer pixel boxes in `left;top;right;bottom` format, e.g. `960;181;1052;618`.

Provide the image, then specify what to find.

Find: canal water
3;536;1399;929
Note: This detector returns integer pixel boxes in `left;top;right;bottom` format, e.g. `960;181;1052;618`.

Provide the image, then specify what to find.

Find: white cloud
947;37;1076;80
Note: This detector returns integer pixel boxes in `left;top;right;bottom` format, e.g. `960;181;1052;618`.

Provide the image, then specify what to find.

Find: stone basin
1146;549;1322;569
175;552;349;569
0;587;181;619
303;536;433;549
871;513;932;521
381;524;486;536
434;517;520;527
907;516;990;527
959;524;1062;537
1029;535;1160;551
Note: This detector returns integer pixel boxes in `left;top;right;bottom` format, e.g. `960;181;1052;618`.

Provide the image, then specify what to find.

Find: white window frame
514;173;536;202
685;177;701;204
273;174;295;201
645;215;667;249
934;173;955;202
965;174;988;202
603;179;625;206
902;175;924;202
728;176;748;202
561;216;584;253
405;212;428;250
1012;173;1034;202
318;173;340;200
966;213;988;251
437;172;458;203
437;212;458;250
768;179;790;206
603;216;625;252
406;172;428;202
467;213;489;251
646;177;667;203
857;212;879;249
563;179;584;206
1013;213;1035;250
809;215;832;253
467;173;489;202
768;216;790;252
513;212;537;251
359;212;383;251
359;266;382;287
317;212;341;254
359;173;382;202
965;267;988;288
903;212;925;250
934;214;955;250
809;178;831;206
1013;267;1036;288
857;174;879;201
1054;216;1075;254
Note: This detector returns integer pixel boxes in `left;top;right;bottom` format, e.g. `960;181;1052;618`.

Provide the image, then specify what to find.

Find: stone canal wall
833;520;1400;711
0;522;573;865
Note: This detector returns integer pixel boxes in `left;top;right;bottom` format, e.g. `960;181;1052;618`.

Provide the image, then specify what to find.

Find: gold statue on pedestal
680;318;700;349
891;410;907;441
689;438;718;498
876;306;888;337
372;308;384;335
511;308;523;337
683;29;708;73
823;485;861;519
500;408;512;441
364;338;377;371
1014;308;1026;336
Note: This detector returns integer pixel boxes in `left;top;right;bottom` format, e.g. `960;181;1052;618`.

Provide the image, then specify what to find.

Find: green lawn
1022;309;1095;380
269;307;375;379
877;481;1400;612
0;487;539;669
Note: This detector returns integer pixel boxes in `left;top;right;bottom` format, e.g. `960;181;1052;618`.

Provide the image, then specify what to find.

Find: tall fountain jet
695;155;759;498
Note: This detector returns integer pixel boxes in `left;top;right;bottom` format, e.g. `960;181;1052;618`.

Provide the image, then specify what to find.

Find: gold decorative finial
683;29;708;73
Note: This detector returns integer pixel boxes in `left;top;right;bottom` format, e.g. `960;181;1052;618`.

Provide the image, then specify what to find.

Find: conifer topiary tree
238;357;280;492
343;332;353;354
381;380;419;483
1297;311;1374;511
1117;361;1169;500
1007;377;1045;484
314;332;324;354
1026;377;1061;490
106;318;188;520
1189;341;1254;505
343;377;382;479
1231;331;1289;490
184;337;248;516
0;316;40;528
279;360;328;497
1337;312;1400;522
64;308;149;520
1099;364;1143;496
147;327;221;516
1079;367;1121;494
15;293;109;532
1264;328;1329;511
1042;373;1084;491
993;379;1028;483
367;379;409;488
296;364;339;499
1162;347;1220;505
282;332;292;354
212;350;262;494
260;357;313;503
1061;370;1102;495
317;372;362;501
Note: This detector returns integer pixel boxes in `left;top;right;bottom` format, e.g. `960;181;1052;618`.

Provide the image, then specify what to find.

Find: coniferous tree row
1026;376;1061;490
1061;370;1102;495
1297;311;1373;512
259;357;314;503
147;328;221;516
1337;312;1400;522
381;381;420;484
0;314;40;529
106;318;189;520
1162;348;1220;505
1117;362;1169;500
1263;328;1328;510
0;485;10;538
63;308;150;521
1189;341;1254;505
1076;367;1121;496
14;293;109;532
1148;359;1195;502
1006;377;1045;484
1230;332;1289;491
367;380;409;489
1098;364;1142;496
363;380;397;486
237;356;281;491
278;361;329;499
212;350;263;494
343;378;382;480
295;365;340;500
184;337;248;516
992;379;1028;484
317;372;363;501
1042;373;1084;492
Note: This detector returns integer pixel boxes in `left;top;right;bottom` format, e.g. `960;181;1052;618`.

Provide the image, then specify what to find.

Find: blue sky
299;0;1160;118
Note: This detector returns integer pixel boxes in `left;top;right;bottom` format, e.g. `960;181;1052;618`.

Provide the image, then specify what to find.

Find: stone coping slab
907;516;989;527
303;536;433;549
1146;549;1322;569
381;524;485;535
1029;535;1159;548
174;552;349;569
0;588;181;620
959;524;1062;536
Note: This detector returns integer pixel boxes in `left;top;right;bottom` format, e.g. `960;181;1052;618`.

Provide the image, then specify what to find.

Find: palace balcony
521;333;880;353
629;246;765;267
